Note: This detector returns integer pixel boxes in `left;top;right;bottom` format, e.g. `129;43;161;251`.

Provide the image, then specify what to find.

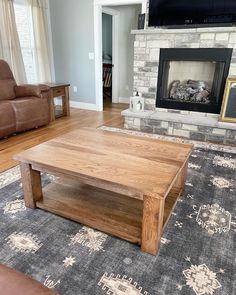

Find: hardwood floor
0;105;127;172
104;100;128;113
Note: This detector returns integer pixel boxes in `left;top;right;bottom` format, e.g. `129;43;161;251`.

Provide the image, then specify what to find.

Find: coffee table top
14;128;193;199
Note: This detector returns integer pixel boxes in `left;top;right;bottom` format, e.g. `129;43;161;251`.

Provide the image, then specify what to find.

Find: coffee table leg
175;161;188;191
20;163;42;209
141;196;164;255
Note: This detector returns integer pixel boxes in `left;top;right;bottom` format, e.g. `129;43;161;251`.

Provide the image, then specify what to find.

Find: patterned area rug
0;128;235;295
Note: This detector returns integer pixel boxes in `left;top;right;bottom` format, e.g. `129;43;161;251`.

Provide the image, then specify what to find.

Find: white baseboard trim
70;100;99;111
119;97;130;104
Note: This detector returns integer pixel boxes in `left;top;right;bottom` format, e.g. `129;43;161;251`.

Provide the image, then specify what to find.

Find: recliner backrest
0;60;17;100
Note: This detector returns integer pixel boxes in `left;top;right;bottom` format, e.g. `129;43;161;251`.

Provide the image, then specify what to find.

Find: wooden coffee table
14;128;193;255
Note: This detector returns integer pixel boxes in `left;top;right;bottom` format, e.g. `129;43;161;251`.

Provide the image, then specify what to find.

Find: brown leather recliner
0;264;59;294
0;59;51;139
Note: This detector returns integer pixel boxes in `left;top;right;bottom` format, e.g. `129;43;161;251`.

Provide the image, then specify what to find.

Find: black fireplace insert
156;48;232;113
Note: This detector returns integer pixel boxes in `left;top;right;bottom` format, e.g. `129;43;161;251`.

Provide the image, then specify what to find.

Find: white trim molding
95;0;146;6
70;100;100;111
94;3;103;111
102;7;119;15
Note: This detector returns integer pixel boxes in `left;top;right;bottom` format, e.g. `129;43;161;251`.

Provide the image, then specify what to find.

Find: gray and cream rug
0;128;235;295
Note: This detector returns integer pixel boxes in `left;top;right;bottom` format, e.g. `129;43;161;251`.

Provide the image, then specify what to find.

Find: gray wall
102;13;112;58
50;0;95;103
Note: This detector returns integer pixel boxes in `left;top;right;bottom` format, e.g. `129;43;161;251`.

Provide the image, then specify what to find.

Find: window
14;0;38;83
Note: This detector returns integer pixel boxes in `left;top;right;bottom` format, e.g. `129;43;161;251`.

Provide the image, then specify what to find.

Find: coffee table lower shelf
36;178;181;247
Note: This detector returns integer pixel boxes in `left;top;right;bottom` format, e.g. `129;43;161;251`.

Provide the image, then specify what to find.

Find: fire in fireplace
156;48;233;113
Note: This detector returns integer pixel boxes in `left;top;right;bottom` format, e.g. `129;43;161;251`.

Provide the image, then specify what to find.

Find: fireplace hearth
156;48;233;114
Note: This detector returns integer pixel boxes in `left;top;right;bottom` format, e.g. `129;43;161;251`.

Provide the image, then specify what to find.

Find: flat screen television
148;0;236;28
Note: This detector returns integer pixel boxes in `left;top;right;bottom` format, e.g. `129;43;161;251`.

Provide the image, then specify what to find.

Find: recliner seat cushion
0;101;16;137
10;97;50;132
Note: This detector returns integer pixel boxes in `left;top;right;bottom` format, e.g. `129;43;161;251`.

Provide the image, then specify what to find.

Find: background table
46;83;70;121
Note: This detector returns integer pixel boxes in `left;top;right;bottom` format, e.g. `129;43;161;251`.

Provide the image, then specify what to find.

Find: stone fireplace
121;27;236;144
156;48;232;114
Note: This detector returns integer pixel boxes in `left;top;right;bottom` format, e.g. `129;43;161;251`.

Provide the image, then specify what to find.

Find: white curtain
29;0;52;82
0;0;27;83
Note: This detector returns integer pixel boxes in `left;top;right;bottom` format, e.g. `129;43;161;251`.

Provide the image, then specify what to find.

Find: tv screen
148;0;236;28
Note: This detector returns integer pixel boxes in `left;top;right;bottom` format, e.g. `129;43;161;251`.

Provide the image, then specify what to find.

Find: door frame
94;0;146;111
102;7;120;103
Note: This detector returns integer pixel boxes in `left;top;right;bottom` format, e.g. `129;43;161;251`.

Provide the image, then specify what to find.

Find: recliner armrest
14;84;50;98
15;85;41;98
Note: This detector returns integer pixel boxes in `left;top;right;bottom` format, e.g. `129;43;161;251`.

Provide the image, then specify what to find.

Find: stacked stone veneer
132;27;236;110
123;109;236;145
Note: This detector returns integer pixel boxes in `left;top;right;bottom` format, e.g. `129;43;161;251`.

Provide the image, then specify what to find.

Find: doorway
102;4;142;110
102;12;113;106
102;7;119;107
94;0;146;111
